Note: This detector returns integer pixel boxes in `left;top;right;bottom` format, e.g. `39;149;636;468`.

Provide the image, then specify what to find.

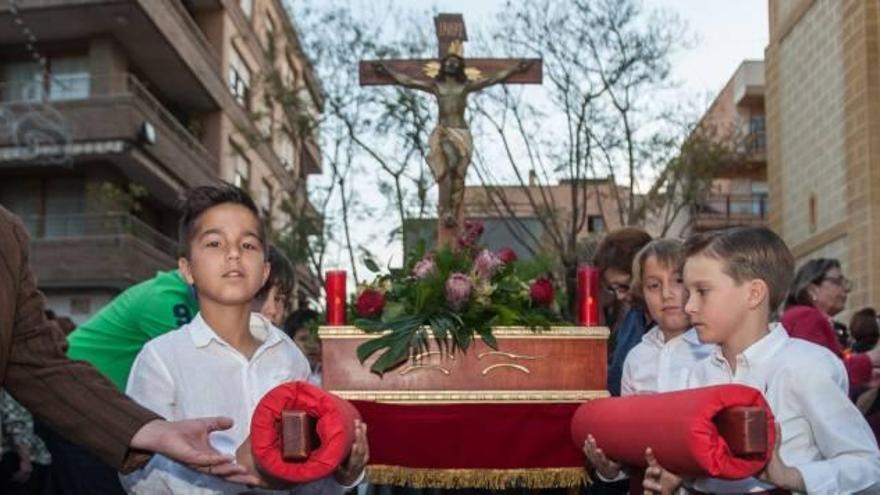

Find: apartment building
0;0;322;322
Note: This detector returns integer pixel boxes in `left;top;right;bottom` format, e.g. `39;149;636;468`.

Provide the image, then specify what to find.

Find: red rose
529;277;555;306
355;289;386;318
497;247;518;264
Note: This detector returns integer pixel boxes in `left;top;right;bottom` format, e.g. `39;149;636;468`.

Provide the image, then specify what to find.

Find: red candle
325;270;346;325
577;265;600;326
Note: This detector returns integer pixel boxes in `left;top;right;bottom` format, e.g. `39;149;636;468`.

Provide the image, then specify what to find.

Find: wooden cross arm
360;58;543;86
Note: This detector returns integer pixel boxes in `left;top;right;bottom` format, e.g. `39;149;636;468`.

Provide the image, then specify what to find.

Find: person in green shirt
66;270;198;391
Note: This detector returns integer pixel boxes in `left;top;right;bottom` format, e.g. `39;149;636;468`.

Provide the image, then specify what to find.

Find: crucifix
359;14;543;249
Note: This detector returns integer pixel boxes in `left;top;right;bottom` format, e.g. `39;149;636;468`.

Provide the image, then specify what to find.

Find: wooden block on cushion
715;406;767;456
281;410;319;461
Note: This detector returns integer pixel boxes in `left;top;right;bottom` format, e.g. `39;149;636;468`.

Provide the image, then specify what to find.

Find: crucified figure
373;55;533;247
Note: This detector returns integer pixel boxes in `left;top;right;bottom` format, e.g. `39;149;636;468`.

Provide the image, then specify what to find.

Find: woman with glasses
781;258;880;389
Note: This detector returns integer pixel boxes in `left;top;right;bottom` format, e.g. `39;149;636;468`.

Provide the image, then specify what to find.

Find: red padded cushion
250;381;361;482
570;384;775;479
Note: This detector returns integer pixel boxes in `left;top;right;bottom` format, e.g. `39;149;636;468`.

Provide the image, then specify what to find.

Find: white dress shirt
620;326;714;396
686;323;880;494
121;312;352;495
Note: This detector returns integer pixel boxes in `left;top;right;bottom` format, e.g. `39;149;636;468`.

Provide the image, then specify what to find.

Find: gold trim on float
367;465;587;489
329;389;609;404
318;325;609;339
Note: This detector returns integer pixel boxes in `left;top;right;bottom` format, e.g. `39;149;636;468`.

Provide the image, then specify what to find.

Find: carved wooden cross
359;14;543;248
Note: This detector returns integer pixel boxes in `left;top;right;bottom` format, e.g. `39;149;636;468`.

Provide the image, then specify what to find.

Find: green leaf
370;332;412;375
364;257;381;273
354;318;388;333
381;301;407;322
356;332;399;363
475;325;498;349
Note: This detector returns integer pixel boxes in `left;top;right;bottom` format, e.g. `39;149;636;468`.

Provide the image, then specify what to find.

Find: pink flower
473;249;502;279
457;221;485;249
412;257;437;279
529;277;555;307
355;289;386;318
445;273;472;310
497;247;518;264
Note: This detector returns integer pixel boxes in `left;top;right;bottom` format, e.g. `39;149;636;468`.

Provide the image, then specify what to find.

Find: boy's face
682;254;752;345
255;285;287;327
641;255;688;335
179;203;269;307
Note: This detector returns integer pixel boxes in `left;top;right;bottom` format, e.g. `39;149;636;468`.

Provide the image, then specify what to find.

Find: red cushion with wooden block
250;381;360;482
570;384;775;479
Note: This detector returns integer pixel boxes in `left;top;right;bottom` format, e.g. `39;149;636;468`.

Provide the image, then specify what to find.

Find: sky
305;0;769;279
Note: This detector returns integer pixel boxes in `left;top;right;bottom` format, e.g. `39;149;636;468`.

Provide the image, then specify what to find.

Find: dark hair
255;245;295;303
784;258;842;308
684;226;794;310
283;308;319;339
850;307;879;351
177;184;265;258
593;227;652;277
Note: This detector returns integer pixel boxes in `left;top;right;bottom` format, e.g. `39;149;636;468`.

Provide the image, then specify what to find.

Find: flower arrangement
353;221;568;374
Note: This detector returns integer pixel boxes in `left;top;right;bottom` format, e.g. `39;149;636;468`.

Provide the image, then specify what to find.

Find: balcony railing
21;213;178;257
0;73;215;173
694;193;768;225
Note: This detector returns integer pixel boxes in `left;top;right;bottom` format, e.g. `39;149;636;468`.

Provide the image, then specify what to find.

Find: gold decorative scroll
331;389;609;404
318;326;609;339
367;465;588;489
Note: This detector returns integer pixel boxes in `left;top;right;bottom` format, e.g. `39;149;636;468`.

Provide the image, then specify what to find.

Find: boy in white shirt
643;227;880;495
583;239;714;484
122;185;368;494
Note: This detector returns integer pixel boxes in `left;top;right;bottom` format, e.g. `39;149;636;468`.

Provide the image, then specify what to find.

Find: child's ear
746;279;769;309
260;260;270;287
178;257;195;285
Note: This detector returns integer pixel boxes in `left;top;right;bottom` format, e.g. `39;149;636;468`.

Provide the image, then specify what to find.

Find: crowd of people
2;184;880;494
587;227;880;494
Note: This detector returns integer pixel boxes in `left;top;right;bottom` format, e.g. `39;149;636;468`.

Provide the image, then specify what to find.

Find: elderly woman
781;258;880;389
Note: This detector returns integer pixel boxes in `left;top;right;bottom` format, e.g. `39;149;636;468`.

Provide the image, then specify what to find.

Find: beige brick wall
776;0;847;248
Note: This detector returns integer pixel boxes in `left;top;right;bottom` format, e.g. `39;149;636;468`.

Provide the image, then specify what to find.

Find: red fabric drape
351;401;584;469
570;384;775;480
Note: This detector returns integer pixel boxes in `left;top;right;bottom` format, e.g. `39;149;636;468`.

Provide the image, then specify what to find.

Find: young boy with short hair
643;227;880;494
122;185;367;494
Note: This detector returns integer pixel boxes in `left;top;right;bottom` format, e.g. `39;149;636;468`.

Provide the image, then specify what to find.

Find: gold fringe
367;465;588;489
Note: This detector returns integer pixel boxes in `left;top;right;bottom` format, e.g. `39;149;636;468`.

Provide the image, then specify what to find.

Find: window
1;61;42;102
240;0;253;17
228;48;251;108
264;14;276;54
232;147;251;190
277;131;295;171
749;115;766;152
588;215;606;234
49;57;89;101
260;178;273;221
1;56;89;102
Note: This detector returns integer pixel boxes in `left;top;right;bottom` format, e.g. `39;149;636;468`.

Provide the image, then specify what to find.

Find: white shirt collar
643;325;701;347
710;322;788;368
188;312;281;350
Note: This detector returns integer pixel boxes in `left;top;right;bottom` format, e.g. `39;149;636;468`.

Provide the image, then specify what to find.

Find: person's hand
234;436;288;489
334;420;369;486
582;435;621;480
757;424;805;491
11;449;32;483
129;418;259;485
643;448;681;495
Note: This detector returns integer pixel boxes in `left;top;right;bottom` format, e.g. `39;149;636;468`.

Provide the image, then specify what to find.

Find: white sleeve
126;344;176;420
791;360;880;494
290;475;357;495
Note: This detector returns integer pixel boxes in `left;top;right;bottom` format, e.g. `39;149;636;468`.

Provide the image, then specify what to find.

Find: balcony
0;74;220;205
692;194;768;232
0;0;223;111
22;213;178;290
